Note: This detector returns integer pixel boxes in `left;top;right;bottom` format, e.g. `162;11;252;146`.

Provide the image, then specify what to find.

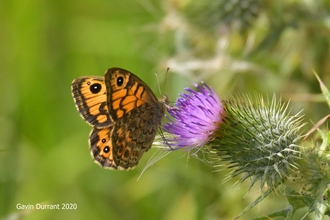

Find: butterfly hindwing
89;127;118;169
111;101;166;169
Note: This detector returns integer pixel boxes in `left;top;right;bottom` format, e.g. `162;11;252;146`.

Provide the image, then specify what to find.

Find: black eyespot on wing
90;83;102;94
117;76;124;86
104;146;110;153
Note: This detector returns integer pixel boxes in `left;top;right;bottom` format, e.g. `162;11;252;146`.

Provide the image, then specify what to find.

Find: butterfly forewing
104;68;160;121
71;77;112;128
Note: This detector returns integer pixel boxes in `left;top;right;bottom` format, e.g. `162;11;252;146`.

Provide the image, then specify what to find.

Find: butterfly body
72;68;168;170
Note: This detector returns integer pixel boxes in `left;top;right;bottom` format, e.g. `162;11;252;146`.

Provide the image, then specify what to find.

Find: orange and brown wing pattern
111;101;166;169
89;127;118;169
72;67;168;171
71;77;112;128
104;68;159;121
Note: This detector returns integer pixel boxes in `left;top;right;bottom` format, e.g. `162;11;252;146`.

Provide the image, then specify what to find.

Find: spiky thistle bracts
210;94;305;190
161;79;330;219
164;82;305;192
179;0;263;32
283;131;330;218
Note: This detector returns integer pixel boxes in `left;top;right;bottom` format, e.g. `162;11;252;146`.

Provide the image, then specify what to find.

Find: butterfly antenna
154;71;162;96
154;67;170;96
162;67;170;95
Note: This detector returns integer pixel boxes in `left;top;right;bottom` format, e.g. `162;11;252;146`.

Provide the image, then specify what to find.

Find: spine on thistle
210;94;305;191
164;84;305;192
163;82;311;219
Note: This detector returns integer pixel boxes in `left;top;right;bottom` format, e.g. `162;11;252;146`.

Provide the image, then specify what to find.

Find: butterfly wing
75;68;168;170
104;68;167;169
89;127;118;169
111;102;165;169
71;77;112;128
104;68;161;121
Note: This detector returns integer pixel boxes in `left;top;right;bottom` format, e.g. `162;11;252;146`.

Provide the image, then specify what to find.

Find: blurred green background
1;0;330;219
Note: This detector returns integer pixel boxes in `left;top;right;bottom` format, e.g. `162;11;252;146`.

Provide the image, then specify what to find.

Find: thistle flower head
163;82;225;151
164;82;305;194
210;95;305;190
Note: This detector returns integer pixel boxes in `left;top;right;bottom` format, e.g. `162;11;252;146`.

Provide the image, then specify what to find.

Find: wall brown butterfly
71;68;168;170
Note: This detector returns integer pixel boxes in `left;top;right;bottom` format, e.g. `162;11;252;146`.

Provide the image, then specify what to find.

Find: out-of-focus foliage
1;0;330;219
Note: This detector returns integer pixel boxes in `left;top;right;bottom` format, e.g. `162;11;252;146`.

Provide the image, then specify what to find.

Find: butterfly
71;67;168;170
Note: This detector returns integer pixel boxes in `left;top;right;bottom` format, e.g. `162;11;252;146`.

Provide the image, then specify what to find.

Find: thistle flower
162;78;330;219
164;83;305;213
180;0;263;32
163;82;225;151
208;96;304;199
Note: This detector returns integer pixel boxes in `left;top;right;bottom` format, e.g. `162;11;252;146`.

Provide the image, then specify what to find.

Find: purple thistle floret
164;82;224;151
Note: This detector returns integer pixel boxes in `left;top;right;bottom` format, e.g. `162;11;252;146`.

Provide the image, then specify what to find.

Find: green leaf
251;206;293;220
314;71;330;109
235;188;273;219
